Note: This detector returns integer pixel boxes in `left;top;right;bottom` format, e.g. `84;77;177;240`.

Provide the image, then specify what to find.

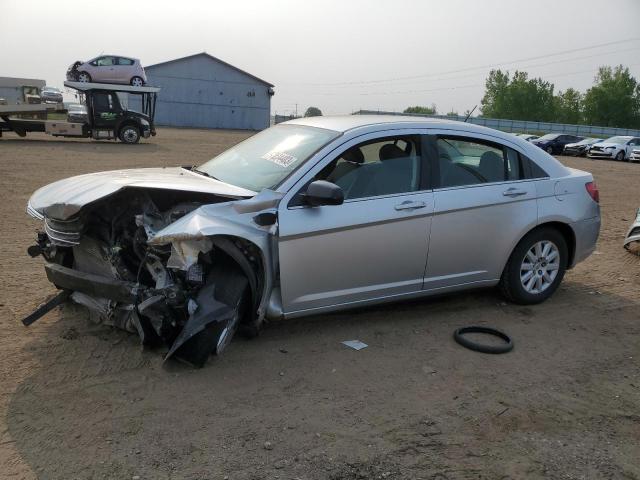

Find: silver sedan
26;116;601;366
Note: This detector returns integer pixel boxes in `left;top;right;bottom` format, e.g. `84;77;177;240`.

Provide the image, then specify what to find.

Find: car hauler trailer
0;81;160;144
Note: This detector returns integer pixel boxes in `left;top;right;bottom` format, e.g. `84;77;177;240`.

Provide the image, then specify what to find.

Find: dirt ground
0;129;639;480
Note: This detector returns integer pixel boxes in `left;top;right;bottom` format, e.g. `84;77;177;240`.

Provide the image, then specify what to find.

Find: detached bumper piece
45;263;141;303
28;261;249;368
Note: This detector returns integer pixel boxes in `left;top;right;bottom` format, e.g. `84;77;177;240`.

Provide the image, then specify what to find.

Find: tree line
480;65;640;128
403;65;640;129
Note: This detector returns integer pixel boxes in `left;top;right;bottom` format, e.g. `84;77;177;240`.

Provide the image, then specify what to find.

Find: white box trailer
0;77;45;104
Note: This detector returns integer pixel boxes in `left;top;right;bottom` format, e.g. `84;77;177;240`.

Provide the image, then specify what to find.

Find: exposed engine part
23;187;279;367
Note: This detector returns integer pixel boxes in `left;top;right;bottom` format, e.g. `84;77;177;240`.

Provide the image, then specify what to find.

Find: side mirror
304;180;344;207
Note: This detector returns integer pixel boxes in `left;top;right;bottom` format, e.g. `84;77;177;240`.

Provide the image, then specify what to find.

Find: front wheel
130;76;144;87
499;227;568;304
546;146;554;154
119;125;140;144
616;150;625;161
77;72;91;83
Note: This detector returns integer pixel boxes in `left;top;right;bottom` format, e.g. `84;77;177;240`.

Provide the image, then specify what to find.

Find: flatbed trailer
0;81;160;144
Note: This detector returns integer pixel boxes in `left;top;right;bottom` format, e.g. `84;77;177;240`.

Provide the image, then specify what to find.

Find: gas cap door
554;180;570;201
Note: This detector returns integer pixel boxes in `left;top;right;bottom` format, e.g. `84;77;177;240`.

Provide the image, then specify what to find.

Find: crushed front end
25;184;279;367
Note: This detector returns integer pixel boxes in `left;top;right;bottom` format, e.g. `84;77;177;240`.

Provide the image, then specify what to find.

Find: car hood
28;167;256;220
565;142;588;148
592;142;621;148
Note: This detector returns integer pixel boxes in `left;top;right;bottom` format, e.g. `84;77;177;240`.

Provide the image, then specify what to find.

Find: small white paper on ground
342;340;368;350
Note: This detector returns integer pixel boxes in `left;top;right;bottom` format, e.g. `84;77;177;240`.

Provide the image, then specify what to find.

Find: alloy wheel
78;73;90;83
520;240;560;294
131;77;144;87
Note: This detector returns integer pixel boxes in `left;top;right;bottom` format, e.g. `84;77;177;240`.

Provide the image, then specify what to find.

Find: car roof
286;114;495;134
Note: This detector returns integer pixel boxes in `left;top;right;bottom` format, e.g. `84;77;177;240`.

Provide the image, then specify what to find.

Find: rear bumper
571;216;601;267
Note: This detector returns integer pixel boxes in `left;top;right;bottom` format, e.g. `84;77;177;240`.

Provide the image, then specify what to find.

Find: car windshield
576;138;596;145
537;134;559;141
604;136;630;144
197;124;340;192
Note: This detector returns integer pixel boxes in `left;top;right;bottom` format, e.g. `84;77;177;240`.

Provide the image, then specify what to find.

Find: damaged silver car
624;208;640;254
25;116;601;366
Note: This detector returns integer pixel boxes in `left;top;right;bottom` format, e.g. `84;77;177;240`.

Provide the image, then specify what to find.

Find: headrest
341;147;364;164
379;143;406;161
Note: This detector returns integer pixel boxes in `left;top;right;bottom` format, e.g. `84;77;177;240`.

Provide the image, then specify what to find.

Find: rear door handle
395;200;426;211
503;187;527;197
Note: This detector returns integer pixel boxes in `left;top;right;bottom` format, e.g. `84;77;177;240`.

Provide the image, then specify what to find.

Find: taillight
585;182;599;203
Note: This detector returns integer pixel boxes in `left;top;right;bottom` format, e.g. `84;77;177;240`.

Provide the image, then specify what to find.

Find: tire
77;72;91;83
546;146;554;154
130;76;145;87
499;227;568;304
454;326;513;354
615;150;625;161
118;125;140;144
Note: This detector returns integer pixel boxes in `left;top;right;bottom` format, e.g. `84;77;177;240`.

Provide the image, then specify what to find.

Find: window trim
287;133;428;208
426;133;548;191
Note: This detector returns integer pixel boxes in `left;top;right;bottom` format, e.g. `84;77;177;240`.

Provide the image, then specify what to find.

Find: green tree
403;104;437;115
446;110;458;116
583;65;640;128
481;70;556;121
554;88;584;124
304;106;322;117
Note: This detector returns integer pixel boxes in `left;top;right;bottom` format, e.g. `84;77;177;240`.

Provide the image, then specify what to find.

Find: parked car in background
40;86;63;104
518;133;539;142
66;56;147;86
630;148;640;162
25;116;601;366
532;133;583;154
563;138;602;157
587;136;640;161
64;102;87;123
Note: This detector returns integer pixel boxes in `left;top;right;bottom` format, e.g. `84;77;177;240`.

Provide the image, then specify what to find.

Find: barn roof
146;52;274;87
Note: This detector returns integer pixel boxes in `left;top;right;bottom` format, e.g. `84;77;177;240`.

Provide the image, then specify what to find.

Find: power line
281;37;640;87
311;62;640;97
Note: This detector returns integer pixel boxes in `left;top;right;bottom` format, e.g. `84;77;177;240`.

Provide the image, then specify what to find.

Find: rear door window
435;136;526;187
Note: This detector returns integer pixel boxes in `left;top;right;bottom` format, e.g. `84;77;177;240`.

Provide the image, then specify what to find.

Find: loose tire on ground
454;326;513;354
499;226;568;304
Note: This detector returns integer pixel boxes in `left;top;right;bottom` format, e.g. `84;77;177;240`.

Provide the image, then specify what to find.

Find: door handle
502;187;527;197
395;200;426;211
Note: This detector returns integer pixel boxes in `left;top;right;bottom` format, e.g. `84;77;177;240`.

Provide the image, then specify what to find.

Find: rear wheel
119;125;140;144
77;72;91;83
130;76;144;87
499;227;568;304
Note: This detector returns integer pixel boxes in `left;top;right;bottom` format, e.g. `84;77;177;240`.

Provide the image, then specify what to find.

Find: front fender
147;190;283;324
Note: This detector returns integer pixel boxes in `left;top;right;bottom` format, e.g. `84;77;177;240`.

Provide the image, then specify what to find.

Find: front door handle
503;187;527;197
395;200;426;211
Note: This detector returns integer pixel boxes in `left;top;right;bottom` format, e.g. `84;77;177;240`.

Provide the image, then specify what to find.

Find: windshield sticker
262;151;297;167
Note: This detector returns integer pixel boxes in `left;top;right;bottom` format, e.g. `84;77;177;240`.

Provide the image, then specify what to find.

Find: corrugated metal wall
355;110;640;137
133;55;271;130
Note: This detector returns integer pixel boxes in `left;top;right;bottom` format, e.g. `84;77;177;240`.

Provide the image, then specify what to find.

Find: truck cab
87;89;153;143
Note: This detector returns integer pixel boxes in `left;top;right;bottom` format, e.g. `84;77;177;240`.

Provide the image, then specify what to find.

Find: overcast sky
2;0;640;116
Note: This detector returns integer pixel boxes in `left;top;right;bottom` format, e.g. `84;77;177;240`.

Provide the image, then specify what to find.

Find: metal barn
141;52;274;130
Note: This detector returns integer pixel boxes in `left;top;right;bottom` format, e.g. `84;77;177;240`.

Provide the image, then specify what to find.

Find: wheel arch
512;221;577;270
